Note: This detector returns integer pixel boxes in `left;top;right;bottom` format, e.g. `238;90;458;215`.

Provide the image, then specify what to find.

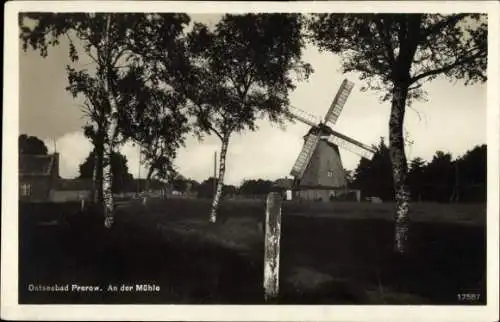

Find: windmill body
298;127;347;188
286;79;375;202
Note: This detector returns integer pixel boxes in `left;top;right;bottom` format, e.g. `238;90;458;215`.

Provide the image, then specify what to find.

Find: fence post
263;192;282;301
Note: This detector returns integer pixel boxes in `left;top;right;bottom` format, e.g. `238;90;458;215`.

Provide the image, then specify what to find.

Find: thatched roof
19;153;57;176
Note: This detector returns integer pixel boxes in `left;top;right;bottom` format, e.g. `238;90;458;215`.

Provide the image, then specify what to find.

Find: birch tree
177;14;312;223
20;13;190;227
69;71;107;204
115;65;189;191
308;14;487;254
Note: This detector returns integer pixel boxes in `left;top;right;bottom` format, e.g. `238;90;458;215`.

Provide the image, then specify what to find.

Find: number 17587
457;293;481;302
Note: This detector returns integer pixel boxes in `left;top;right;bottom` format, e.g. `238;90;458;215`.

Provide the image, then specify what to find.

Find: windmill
287;79;376;201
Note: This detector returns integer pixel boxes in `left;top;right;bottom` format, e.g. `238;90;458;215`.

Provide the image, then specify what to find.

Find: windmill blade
287;105;322;127
324;79;355;126
325;131;376;160
290;133;321;178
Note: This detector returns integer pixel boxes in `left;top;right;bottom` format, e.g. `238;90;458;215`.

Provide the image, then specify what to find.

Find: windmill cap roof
306;124;335;137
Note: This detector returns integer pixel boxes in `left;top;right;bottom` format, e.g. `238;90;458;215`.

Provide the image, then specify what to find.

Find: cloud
44;132;92;179
120;141;148;179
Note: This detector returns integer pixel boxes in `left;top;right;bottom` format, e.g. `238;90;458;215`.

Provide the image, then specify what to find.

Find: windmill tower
287;79;375;202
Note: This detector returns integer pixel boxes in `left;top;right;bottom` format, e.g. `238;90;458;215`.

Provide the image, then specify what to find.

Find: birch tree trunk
92;150;99;203
102;14;119;229
102;122;119;229
102;140;114;228
93;130;104;204
389;84;411;254
96;142;104;203
210;135;229;223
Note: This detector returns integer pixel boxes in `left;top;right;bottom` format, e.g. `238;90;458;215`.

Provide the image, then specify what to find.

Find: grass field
18;198;486;304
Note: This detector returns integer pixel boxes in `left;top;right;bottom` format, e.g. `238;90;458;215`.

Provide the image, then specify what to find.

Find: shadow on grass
280;215;486;305
19;201;486;304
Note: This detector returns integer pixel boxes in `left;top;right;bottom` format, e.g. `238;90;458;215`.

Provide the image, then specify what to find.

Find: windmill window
327;171;333;177
20;183;31;196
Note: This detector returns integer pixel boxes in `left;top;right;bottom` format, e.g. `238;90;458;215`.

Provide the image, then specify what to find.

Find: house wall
19;176;53;202
294;189;361;202
19;153;60;203
50;190;92;202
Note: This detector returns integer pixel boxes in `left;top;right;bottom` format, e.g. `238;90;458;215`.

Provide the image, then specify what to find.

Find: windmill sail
324;79;355;126
290;134;321;178
287;105;321;127
325;130;376;160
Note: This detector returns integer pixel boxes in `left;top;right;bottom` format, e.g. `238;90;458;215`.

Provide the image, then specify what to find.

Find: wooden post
263;192;282;301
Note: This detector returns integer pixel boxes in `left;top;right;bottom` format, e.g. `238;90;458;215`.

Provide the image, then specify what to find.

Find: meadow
18;198;486;304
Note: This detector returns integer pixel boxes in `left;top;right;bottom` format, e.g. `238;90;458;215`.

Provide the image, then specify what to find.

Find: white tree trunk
102;139;114;228
92;151;99;203
101;13;119;229
92;145;103;204
209;136;229;223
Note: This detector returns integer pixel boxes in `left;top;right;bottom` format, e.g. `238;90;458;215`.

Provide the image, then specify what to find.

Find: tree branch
190;101;224;141
410;48;485;84
408;83;422;91
112;47;132;67
420;14;469;41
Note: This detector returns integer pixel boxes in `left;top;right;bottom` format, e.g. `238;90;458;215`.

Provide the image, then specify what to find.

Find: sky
18;14;487;186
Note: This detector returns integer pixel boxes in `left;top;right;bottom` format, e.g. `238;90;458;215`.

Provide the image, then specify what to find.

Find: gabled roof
19;153;57;176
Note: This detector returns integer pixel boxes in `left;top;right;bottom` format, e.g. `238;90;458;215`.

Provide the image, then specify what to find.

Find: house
19;153;59;202
273;177;361;202
19;152;92;203
50;178;93;202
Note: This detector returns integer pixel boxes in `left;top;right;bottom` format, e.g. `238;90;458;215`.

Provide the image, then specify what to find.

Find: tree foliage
20;13;191;144
112;14;192;183
19;134;48;155
408;145;486;202
116;66;189;182
307;14;487;103
354;144;487;203
407;157;426;201
181;14;313;139
79;149;133;193
239;179;274;196
171;13;312;222
196;177;219;199
352;138;394;201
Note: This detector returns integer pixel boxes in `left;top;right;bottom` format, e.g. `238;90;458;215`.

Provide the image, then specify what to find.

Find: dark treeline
168;177;273;199
351;138;486;203
20;133;486;203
